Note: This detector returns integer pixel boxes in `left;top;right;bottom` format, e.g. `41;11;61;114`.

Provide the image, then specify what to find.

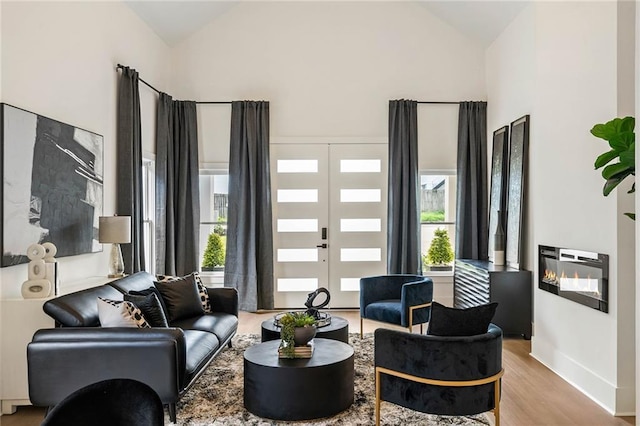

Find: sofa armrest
28;327;186;407
207;287;238;316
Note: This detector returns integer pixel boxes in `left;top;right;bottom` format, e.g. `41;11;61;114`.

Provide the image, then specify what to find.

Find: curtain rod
116;64;231;104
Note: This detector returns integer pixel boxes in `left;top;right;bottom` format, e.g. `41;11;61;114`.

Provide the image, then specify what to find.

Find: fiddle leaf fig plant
590;116;635;220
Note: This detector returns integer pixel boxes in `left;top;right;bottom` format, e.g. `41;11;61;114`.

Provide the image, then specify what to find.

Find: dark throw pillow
157;272;212;314
427;301;498;336
124;292;169;328
129;287;170;320
154;274;205;323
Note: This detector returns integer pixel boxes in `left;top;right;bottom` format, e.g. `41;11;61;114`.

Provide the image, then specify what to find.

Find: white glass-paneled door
271;143;387;309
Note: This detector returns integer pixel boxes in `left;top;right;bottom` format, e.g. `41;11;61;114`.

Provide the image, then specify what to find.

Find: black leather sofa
27;272;238;423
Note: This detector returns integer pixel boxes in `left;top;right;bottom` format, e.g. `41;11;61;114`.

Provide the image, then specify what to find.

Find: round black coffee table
261;315;349;343
244;338;354;421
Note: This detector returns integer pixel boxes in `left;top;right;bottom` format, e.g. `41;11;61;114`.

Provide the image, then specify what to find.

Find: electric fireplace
538;245;608;313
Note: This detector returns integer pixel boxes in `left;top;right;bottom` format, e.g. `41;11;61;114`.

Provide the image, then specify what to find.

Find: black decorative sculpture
304;287;330;319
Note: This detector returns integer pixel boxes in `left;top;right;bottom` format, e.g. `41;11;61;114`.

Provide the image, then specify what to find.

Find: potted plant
424;228;454;271
279;311;316;357
590;116;635;220
201;231;225;271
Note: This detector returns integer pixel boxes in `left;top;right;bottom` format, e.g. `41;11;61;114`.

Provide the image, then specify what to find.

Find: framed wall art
1;103;103;267
505;115;530;269
488;125;509;262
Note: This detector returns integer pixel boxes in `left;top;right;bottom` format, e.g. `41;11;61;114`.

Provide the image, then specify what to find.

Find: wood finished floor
1;310;634;426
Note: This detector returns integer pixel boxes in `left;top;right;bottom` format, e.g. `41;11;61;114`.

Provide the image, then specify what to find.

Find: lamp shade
99;216;131;244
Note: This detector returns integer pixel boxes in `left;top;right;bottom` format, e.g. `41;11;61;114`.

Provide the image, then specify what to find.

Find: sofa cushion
364;299;402;325
171;313;239;345
124;292;169;328
157;272;212;314
108;272;157;294
43;285;123;327
182;330;220;386
427;301;499;336
155;275;205;322
128;287;170;320
97;298;151;328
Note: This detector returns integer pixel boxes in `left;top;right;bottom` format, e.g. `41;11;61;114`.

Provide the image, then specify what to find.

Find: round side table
244;338;354;421
261;315;349;343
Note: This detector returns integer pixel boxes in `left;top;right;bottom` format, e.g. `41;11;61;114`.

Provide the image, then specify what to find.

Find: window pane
420;173;456;271
340;248;381;262
199;173;229;273
277;189;318;203
340;218;381;232
340;159;381;173
277;219;318;233
278;159;318;173
277;278;318;292
277;248;318;262
340;189;381;203
340;278;360;291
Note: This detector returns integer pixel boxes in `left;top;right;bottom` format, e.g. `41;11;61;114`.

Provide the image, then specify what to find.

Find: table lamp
99;215;131;278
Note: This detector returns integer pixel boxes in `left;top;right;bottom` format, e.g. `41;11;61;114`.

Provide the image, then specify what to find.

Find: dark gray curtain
224;101;273;312
387;100;421;274
155;93;200;276
456;101;488;260
116;66;145;274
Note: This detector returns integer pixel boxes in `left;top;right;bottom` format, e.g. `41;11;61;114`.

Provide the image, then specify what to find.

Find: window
420;173;456;271
199;173;229;284
142;159;155;275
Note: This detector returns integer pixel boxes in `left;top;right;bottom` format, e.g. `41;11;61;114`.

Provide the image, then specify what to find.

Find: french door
271;143;387;309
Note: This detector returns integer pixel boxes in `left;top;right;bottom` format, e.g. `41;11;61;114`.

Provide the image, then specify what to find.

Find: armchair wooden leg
420;323;423;334
375;367;381;426
360;317;364;339
494;378;501;426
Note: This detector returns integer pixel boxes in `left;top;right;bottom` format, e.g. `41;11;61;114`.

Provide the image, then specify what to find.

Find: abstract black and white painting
1;104;103;267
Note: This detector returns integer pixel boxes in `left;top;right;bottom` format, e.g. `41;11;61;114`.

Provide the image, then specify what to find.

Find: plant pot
293;325;316;346
429;265;453;271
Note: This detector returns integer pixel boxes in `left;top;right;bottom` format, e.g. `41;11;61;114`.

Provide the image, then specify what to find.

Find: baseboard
530;336;620;414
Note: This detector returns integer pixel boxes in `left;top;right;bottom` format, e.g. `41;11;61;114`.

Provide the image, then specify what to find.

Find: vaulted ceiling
125;1;529;48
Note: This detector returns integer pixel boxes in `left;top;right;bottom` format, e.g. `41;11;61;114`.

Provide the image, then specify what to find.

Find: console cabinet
454;259;532;339
1;276;115;414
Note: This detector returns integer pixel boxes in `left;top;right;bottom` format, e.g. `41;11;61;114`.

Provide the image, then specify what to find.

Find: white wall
0;3;168;411
169;1;486;166
0;1;170;300
488;1;634;414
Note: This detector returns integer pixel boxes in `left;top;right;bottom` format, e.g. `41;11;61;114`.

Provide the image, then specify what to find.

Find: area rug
170;333;491;426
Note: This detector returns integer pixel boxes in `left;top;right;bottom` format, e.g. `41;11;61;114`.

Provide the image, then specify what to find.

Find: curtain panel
387;99;421;275
224;101;274;312
155;94;200;276
456;101;488;260
116;66;145;274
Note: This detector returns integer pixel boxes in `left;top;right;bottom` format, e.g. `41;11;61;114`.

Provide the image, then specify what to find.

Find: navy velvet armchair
374;324;504;426
359;274;433;337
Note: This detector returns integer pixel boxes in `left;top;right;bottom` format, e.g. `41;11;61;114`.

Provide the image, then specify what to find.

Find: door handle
316;243;327;249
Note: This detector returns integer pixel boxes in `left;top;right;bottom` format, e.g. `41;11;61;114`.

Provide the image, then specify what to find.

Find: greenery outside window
420;172;456;272
199;173;229;279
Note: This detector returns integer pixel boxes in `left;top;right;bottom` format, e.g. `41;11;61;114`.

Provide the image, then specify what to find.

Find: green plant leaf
601;163;632;180
603;174;632;196
608;131;634;151
594;150;618;169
